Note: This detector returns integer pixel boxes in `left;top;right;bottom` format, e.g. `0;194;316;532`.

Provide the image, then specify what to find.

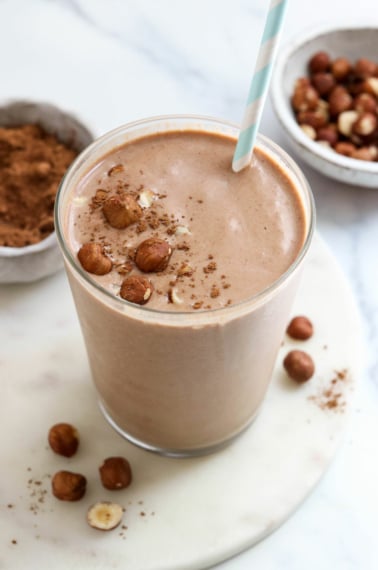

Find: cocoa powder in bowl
0;100;93;283
0;124;77;247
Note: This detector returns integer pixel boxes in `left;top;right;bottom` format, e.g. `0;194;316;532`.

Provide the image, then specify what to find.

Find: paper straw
232;0;288;172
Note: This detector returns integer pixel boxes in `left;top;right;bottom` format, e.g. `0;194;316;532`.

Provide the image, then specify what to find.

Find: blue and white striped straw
232;0;288;172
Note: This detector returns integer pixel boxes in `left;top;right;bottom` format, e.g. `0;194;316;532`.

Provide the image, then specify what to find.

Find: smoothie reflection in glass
55;116;315;457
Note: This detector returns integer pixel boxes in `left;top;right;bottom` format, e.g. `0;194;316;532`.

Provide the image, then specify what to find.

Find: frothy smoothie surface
67;131;306;311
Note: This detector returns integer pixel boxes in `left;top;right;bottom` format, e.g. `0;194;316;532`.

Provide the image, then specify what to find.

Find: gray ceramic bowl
271;25;378;188
0;100;93;283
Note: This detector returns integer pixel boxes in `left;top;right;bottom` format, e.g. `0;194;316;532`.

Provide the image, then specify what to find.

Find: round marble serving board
0;234;363;570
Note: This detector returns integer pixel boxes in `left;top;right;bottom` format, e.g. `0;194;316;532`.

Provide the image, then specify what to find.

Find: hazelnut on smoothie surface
73;131;306;313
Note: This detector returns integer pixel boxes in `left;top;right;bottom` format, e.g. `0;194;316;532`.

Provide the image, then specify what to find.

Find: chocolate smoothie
56;117;314;455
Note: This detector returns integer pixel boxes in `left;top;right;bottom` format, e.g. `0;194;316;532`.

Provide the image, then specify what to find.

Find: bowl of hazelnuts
271;25;378;187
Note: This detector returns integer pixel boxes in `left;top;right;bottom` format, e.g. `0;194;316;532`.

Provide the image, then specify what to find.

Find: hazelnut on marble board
283;350;315;383
48;422;79;457
286;316;314;341
87;501;123;531
99;457;132;490
52;470;87;501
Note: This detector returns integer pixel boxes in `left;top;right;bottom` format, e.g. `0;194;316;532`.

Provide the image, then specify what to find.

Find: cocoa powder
0;124;77;247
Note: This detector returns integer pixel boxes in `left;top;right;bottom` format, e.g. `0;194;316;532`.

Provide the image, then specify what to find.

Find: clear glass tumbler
55;115;315;457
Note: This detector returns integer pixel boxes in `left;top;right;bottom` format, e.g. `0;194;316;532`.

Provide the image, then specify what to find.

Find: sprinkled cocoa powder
308;369;349;412
0;124;77;247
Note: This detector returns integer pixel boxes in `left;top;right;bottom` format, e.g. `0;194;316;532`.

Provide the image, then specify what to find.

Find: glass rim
54;114;316;323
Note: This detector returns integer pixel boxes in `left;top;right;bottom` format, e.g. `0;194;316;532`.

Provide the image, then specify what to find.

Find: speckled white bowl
271;25;378;188
0;101;93;283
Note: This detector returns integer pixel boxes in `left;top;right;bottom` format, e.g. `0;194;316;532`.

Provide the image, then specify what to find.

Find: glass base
98;400;261;458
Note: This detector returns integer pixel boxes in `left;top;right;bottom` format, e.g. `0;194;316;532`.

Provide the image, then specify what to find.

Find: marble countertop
0;0;377;568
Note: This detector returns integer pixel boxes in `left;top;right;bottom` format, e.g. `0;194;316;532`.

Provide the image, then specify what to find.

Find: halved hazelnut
48;423;79;457
135;238;172;272
52;471;87;501
99;457;132;490
102;194;142;229
78;243;112;275
168;287;184;305
120;275;153;305
87;502;123;531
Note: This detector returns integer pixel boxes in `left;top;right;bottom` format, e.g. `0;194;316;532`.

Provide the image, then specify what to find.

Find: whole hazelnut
286;316;314;340
120;274;154;305
361;77;378;96
311;72;335;96
103;194;142;229
331;57;352;81
354;58;377;79
48;423;79;457
316;125;338;146
337;110;359;137
309;51;331;74
52;470;87;501
99;457;132;490
291;82;319;112
78;243;112;275
350;146;378;161
283;350;315;383
296;110;328;129
328;86;353;116
334;141;357;157
135;238;172;272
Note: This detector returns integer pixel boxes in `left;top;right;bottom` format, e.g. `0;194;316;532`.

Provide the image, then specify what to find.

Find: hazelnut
120;275;153;305
168;287;184;305
48;423;79;457
353;93;377;114
103;194;142;229
286;316;314;340
350;146;378;161
328;86;353;116
283;350;315;383
99;457;132;490
296;110;327;129
354;58;377;79
300;124;316;140
52;470;87;501
316;125;338;146
361;77;378;96
135;238;172;272
331;57;352;81
78;243;112;275
107;164;124;176
291;82;319;112
337;110;359;137
352;112;377;137
309;51;330;74
334;141;357;157
311;72;335;96
87;502;123;531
